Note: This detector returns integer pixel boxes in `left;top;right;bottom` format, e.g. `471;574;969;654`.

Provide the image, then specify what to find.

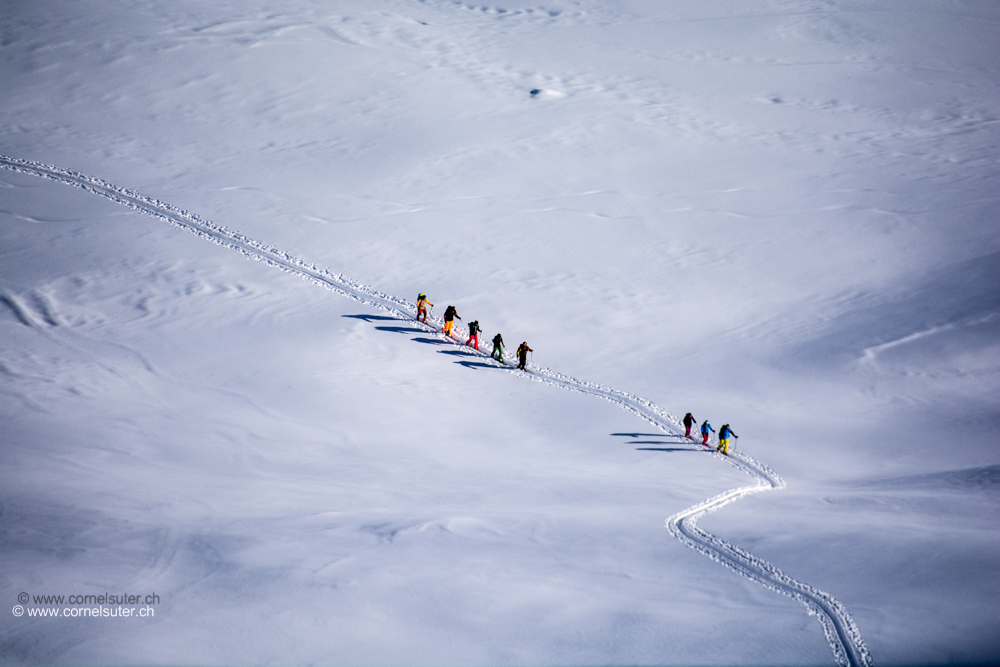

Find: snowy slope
2;0;999;665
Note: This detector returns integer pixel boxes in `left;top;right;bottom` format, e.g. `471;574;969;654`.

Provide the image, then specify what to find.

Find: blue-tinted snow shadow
437;348;505;371
343;313;398;322
858;463;1000;492
411;337;450;345
630;440;697;446
374;325;424;334
636;447;704;453
786;250;1000;369
438;349;474;357
456;360;503;370
345;313;439;341
611;432;693;443
344;313;506;367
609;432;702;452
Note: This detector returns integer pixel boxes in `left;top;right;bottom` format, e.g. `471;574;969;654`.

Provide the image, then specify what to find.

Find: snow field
3;172;839;665
3;0;1000;664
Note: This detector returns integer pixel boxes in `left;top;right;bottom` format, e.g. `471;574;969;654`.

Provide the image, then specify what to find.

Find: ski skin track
0;155;873;667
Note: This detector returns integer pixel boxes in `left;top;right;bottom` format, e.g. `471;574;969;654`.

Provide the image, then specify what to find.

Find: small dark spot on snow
529;88;566;100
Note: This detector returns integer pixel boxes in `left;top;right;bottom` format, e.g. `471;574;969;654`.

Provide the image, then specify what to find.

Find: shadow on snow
342;313;398;322
609;432;704;453
636;447;704;453
345;314;510;369
375;325;424;334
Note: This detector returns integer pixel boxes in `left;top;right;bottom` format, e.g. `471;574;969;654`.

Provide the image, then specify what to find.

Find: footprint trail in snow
0;155;873;667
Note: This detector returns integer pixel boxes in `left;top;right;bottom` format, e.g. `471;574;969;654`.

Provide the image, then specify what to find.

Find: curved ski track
0;156;873;667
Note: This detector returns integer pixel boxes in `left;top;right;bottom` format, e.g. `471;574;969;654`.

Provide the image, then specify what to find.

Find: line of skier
416;293;533;370
683;412;739;455
418;294;739;450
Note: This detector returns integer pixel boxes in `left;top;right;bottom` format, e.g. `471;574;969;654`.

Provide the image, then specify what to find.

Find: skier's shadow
437;348;505;370
375;325;424;334
610;432;700;453
635;447;702;453
611;432;691;443
456;360;500;370
438;349;473;357
345;313;441;343
344;313;504;367
343;314;398;322
411;337;450;345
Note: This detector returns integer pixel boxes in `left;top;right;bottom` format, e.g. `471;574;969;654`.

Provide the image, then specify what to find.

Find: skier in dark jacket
700;420;714;447
466;320;481;350
516;342;533;370
683;413;696;439
443;305;461;337
491;333;505;362
717;424;738;455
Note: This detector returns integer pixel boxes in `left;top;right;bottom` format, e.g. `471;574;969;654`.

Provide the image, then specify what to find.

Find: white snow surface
2;0;999;665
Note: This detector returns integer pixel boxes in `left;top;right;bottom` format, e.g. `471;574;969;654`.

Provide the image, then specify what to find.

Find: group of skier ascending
416;294;533;371
418;294;738;450
683;412;739;455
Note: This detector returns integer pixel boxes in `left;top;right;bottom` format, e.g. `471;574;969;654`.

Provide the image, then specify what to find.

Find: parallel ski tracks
1;155;873;667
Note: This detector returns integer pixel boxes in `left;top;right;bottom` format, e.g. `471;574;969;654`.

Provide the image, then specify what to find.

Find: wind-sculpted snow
0;155;872;667
0;157;415;319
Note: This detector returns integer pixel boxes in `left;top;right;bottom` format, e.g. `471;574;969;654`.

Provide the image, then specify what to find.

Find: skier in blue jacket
700;420;714;447
717;424;738;455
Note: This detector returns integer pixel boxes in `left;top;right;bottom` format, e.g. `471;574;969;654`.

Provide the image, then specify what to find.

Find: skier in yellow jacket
416;293;433;323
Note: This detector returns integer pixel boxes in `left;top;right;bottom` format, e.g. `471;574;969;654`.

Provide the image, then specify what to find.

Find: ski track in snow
0;155;873;667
